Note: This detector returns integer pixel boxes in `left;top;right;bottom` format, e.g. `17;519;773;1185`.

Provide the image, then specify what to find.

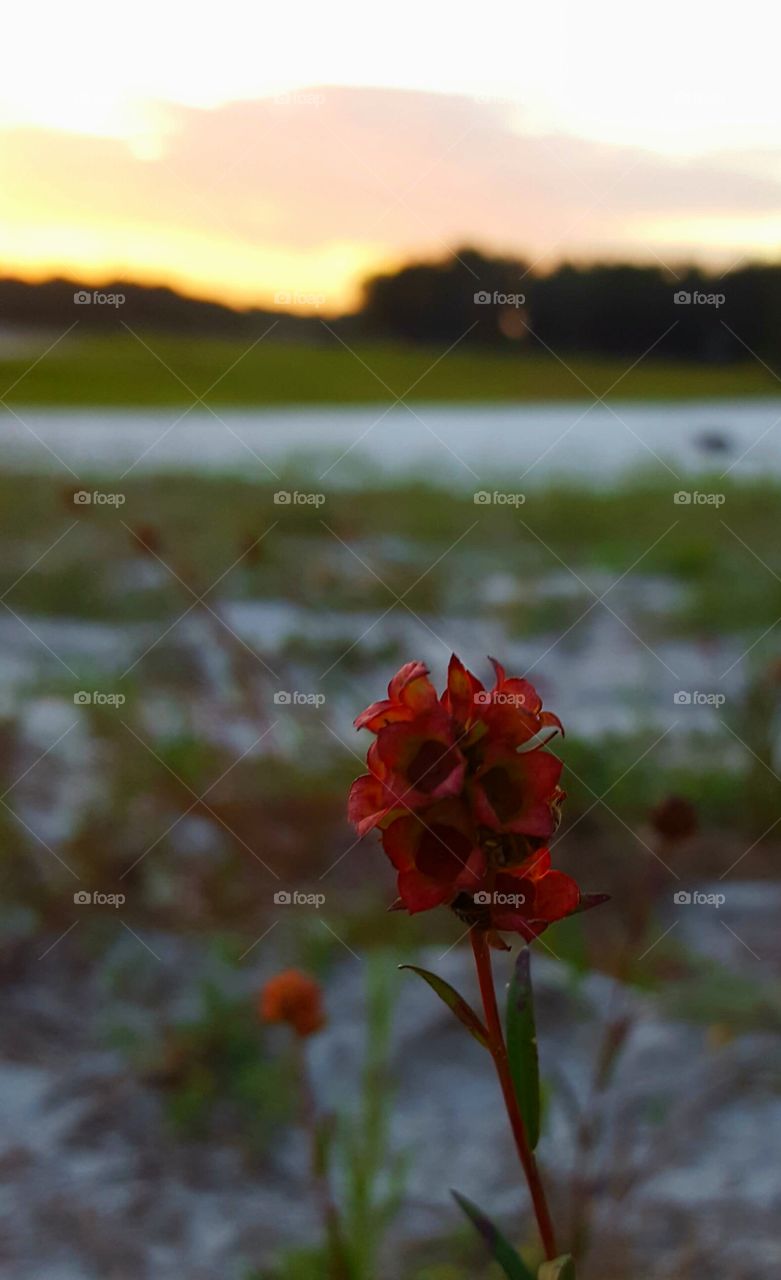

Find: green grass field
1;332;777;404
3;471;780;638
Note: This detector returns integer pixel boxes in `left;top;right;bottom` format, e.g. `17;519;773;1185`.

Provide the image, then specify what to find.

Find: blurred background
1;4;780;1277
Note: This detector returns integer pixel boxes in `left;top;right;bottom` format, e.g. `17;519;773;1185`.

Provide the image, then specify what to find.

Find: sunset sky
2;0;780;311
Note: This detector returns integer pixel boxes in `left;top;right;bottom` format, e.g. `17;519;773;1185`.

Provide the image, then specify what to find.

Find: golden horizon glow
0;222;391;314
3;0;780;307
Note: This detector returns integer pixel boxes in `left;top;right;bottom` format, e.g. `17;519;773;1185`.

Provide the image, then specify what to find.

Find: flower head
349;656;604;942
259;969;326;1037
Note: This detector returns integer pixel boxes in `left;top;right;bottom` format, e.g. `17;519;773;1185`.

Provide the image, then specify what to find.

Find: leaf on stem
451;1190;535;1280
571;893;610;915
538;1255;576;1278
506;946;541;1150
398;965;490;1048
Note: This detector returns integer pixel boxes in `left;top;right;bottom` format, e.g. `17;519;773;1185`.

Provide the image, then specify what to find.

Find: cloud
1;86;779;308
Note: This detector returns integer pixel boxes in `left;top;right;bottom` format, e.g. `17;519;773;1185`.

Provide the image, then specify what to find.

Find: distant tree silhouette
360;248;781;366
362;248;530;345
2;251;781;365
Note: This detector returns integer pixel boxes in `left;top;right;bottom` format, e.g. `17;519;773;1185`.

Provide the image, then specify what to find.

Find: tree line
361;248;781;362
2;248;780;363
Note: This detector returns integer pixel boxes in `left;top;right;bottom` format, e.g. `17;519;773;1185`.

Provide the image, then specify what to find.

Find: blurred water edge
2;399;781;484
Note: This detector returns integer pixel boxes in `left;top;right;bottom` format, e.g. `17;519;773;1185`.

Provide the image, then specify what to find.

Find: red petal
532;870;581;920
383;803;484;913
354;662;437;732
347;773;401;835
488;656;506;685
540;710;564;738
389;660;427;697
382;815;418;871
355;698;410;732
510;848;553;881
443;653;484;726
388;661;438;712
397;867;454;912
376;710;466;804
471;749;563;837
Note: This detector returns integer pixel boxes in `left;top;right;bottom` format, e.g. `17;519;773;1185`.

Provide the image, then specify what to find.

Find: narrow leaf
452;1190;535;1280
571;893;610;915
399;965;489;1048
538;1255;576;1279
506;946;541;1149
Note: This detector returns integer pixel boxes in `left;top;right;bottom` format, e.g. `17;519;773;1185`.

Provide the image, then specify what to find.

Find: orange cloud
1;88;779;311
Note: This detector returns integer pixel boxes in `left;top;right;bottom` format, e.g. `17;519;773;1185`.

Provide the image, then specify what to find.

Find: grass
0;332;777;405
2;471;780;638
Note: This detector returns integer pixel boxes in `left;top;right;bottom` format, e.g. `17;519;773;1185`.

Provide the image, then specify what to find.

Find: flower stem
470;928;559;1261
293;1037;351;1280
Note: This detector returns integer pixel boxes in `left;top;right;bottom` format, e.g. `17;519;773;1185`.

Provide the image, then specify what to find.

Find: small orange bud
259;969;325;1037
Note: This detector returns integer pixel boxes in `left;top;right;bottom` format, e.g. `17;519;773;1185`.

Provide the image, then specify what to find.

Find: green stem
470;928;559;1262
294;1037;351;1280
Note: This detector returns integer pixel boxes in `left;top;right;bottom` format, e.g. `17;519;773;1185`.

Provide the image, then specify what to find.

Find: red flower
349;656;605;941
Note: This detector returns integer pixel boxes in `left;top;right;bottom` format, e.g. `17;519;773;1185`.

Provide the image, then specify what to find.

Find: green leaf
571;893;610;915
451;1190;535;1280
538;1255;576;1279
398;965;489;1048
506;947;541;1149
